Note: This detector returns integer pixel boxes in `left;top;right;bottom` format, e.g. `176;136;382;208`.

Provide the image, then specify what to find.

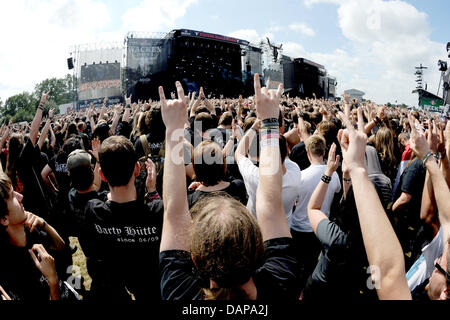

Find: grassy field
69;237;92;291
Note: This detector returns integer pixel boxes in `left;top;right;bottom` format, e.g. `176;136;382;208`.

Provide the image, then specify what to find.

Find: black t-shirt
0;228;63;301
18;139;49;219
159;237;298;301
66;188;108;239
289;142;311;171
395;159;426;228
187;180;248;208
48;154;71;196
302;219;375;300
83;197;164;300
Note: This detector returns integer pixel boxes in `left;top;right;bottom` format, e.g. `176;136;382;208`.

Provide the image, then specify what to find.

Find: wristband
343;177;351;183
422;151;435;167
321;174;332;184
261;118;279;130
42;220;47;229
145;191;160;201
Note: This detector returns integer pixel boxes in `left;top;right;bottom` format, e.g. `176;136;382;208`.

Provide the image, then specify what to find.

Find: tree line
0;74;75;123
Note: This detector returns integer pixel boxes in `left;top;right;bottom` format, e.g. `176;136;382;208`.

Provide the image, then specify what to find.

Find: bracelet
343;177;351;183
42;220;47;229
145;191;160;201
422;151;435;167
321;174;332;184
261;118;279;130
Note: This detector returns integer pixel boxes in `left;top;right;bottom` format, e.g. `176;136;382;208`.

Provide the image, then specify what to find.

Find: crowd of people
0;73;449;301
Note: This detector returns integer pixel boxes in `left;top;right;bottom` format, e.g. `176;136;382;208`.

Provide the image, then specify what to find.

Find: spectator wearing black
0;172;66;300
159;77;297;301
82;135;164;300
187;140;247;207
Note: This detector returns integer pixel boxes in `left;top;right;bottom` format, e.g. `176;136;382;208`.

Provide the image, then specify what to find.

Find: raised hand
325;143;340;176
40;91;50;106
145;158;157;193
337;107;367;173
408;114;430;160
159;81;187;132
48;108;54;119
90;137;101;161
254;73;283;120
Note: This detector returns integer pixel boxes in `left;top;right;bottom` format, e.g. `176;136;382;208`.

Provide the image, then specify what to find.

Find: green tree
1;92;38;123
33;74;74;106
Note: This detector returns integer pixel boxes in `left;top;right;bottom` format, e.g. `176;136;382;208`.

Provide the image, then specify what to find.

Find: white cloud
228;29;263;44
0;0;111;102
302;0;445;105
0;0;197;103
121;0;198;31
289;23;315;37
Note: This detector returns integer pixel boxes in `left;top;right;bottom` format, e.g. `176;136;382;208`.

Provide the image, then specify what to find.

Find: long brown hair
190;193;264;300
6;134;24;190
375;127;396;168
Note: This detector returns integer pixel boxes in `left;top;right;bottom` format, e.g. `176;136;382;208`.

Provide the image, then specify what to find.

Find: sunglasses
435;262;450;283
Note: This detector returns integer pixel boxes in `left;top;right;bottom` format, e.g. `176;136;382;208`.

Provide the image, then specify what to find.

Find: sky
0;0;449;106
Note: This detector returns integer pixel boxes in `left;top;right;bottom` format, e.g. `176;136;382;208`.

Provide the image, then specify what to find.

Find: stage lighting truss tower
414;64;427;90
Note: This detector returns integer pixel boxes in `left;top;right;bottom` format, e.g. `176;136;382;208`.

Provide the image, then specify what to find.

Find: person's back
84;197;163;300
290;136;341;233
82;136;164;300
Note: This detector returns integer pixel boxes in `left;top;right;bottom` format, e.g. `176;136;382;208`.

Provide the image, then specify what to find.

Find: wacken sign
421;96;444;112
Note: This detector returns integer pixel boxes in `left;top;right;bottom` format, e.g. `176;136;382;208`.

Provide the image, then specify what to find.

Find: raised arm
254;74;290;241
37;109;54;149
408;115;450;242
234;119;259;164
49;125;56;149
159;82;191;252
30;92;49;146
307;143;340;234
338;108;411;300
109;105;122;135
0;125;10;151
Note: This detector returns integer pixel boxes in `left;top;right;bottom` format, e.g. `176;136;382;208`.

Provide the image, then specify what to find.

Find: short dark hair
195;112;215;133
193;141;226;187
99;136;137;187
218;112;233;127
